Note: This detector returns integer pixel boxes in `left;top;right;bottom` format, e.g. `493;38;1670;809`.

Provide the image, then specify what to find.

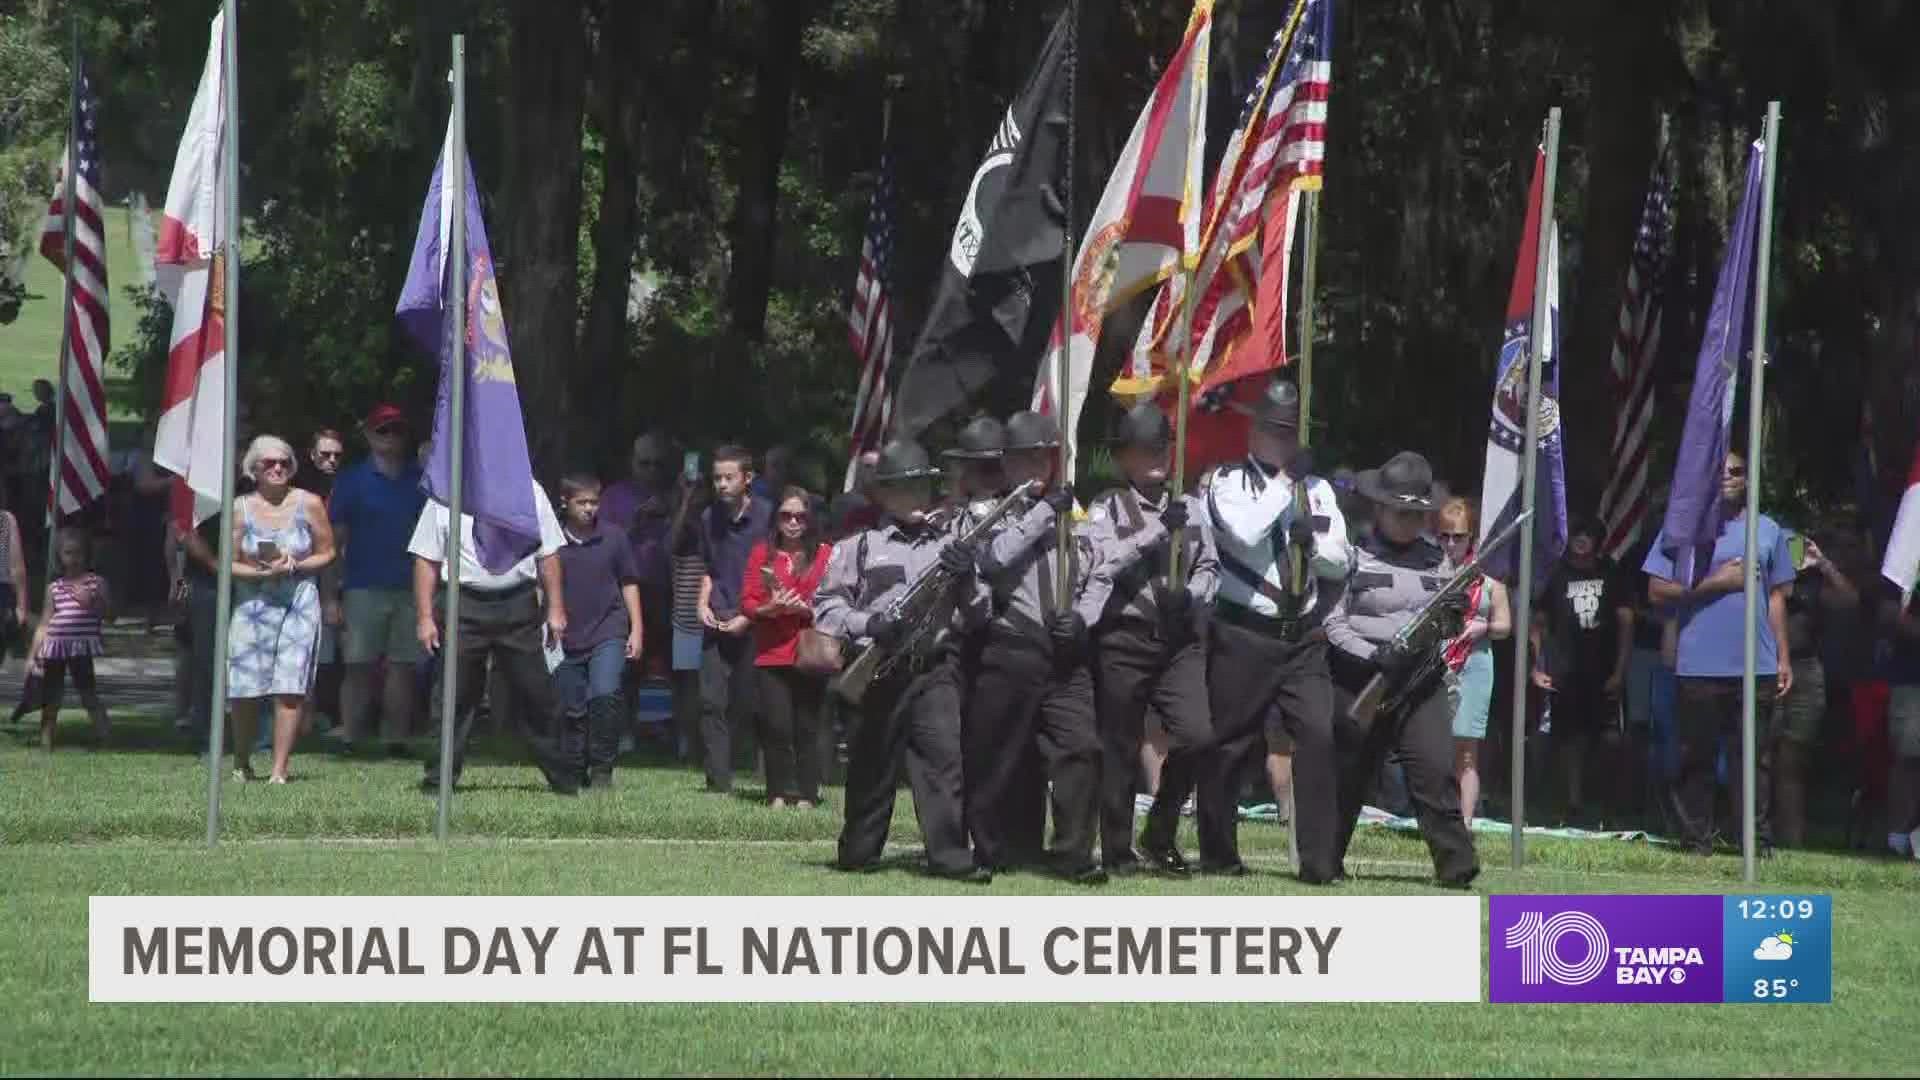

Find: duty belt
1215;600;1322;643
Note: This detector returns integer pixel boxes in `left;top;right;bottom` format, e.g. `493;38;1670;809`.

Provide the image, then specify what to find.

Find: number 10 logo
1504;911;1611;986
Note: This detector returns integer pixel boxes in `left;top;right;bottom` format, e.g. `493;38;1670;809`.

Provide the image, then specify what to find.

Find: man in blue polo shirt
1642;450;1795;855
328;403;428;754
697;444;772;793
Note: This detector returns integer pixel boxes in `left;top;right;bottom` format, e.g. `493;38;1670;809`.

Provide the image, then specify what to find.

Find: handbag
794;628;844;676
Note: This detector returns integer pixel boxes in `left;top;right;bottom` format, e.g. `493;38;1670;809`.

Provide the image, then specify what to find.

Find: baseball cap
364;403;408;431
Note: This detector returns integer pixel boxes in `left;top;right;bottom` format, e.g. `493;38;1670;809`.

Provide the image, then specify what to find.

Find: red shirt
739;539;833;667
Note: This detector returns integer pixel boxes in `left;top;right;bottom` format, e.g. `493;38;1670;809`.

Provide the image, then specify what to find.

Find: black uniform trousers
837;655;971;875
1095;618;1211;862
962;628;1101;873
1202;614;1339;878
1671;676;1774;853
960;632;1045;862
1330;669;1479;884
422;584;572;791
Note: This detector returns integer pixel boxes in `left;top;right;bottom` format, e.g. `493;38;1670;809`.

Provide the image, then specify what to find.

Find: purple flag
1658;141;1764;587
397;132;540;575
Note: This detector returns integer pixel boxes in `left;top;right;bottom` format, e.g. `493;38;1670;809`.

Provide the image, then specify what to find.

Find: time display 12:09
1738;898;1816;920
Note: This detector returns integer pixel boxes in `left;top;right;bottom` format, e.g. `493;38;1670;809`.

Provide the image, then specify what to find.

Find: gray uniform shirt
1324;534;1455;662
1085;486;1220;625
979;498;1111;632
813;515;989;645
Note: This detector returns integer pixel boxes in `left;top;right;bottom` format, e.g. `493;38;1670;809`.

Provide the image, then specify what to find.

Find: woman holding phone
739;486;834;808
226;434;336;783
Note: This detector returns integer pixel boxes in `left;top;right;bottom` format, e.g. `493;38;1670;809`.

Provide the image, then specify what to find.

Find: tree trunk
1561;1;1668;516
499;0;589;472
724;0;817;341
579;0;643;470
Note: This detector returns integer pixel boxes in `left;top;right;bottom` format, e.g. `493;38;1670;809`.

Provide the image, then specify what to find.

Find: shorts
671;626;703;672
1264;705;1294;755
1548;675;1618;738
1777;657;1826;745
555;638;627;717
317;621;339;665
342;588;423;665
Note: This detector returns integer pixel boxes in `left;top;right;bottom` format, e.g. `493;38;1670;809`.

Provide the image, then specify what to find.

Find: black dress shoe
1104;852;1143;876
1198;860;1251;877
930;865;994;885
1062;863;1109;886
834;858;885;873
1139;843;1191;878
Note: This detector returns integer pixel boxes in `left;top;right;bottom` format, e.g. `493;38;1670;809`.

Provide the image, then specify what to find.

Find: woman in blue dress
227;435;336;783
1436;497;1510;825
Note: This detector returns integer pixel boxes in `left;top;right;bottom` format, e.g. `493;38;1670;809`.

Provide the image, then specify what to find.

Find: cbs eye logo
1504;911;1610;986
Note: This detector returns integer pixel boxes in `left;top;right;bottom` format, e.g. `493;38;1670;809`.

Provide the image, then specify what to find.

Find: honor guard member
1085;403;1219;875
940;416;1010;524
813;439;988;882
1323;451;1479;887
965;410;1111;882
1202;378;1351;881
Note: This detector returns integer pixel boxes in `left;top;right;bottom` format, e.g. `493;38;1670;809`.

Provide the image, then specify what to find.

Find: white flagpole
436;34;469;842
206;0;242;846
1742;101;1782;884
1510;106;1561;870
46;16;78;584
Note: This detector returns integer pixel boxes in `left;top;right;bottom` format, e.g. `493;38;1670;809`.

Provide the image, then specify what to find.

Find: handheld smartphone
682;450;701;483
1788;532;1808;571
255;540;283;564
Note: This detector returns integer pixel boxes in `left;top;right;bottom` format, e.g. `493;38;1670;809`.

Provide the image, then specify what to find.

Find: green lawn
3;708;1917;1076
2;203;145;410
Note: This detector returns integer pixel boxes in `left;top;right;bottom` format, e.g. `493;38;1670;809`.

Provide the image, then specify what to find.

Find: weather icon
1754;932;1795;961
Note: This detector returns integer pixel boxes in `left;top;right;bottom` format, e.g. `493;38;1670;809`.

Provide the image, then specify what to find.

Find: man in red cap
325;403;428;754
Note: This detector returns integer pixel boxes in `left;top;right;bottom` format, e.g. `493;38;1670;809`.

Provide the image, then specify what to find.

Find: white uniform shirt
1206;459;1351;618
407;480;567;591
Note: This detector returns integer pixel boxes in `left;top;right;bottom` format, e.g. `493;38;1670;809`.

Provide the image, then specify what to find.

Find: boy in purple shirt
555;474;644;790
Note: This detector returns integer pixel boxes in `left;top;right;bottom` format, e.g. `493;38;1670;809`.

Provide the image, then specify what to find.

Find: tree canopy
3;0;1916;528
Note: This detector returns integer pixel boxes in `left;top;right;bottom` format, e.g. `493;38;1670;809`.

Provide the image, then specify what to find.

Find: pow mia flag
891;7;1074;437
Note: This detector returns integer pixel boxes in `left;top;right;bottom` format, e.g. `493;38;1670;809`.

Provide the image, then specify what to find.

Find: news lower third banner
91;896;1480;1003
1490;895;1833;1004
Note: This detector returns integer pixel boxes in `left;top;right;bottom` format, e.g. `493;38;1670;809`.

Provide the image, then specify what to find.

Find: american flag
1596;140;1675;561
1128;0;1330;393
37;59;113;515
844;146;896;490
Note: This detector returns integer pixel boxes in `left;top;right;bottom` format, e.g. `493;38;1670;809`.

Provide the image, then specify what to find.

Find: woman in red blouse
741;486;835;808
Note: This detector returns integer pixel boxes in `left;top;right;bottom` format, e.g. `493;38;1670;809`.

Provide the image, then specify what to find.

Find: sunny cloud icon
1753;933;1795;961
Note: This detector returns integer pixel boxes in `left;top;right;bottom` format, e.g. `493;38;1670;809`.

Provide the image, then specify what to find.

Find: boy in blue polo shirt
1642;451;1795;855
555;474;643;789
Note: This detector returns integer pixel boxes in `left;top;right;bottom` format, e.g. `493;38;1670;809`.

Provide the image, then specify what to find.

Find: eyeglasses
1438;532;1471;543
778;511;809;523
258;458;293;473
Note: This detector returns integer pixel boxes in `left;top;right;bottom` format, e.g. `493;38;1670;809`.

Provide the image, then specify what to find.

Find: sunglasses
370;424;404;437
1438;531;1472;543
1723;466;1747;478
258;458;293;472
777;511;809;523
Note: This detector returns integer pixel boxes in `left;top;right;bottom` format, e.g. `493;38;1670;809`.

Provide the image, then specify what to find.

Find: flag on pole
844;146;897;491
1477;147;1567;583
1118;0;1328;405
1882;441;1920;600
1030;0;1212;465
1596;138;1675;562
399;120;542;575
38;57;112;514
890;11;1074;437
1656;142;1765;588
152;11;229;528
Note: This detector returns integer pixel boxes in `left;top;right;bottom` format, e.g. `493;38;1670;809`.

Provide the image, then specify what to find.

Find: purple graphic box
1490;895;1723;1003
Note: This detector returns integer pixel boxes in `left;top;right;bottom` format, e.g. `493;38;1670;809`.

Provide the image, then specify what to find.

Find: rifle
1347;510;1532;726
831;482;1036;705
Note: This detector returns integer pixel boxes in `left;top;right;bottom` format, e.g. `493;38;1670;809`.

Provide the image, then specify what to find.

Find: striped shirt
672;553;707;636
41;573;108;659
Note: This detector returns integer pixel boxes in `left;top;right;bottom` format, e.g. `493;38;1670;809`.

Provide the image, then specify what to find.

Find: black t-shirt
1542;559;1628;683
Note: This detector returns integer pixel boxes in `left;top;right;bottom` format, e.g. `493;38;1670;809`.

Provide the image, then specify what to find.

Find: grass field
3;705;1918;1076
2;203;145;409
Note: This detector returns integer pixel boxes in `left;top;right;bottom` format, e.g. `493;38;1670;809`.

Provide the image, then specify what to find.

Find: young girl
12;529;112;748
